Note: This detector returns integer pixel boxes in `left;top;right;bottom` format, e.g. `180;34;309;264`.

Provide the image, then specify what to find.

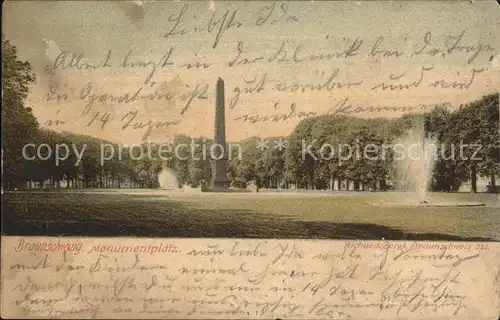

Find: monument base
207;177;230;192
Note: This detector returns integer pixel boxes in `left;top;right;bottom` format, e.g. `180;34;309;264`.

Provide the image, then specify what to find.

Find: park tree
186;137;211;187
171;134;191;185
228;137;261;188
2;37;38;189
474;93;499;191
421;107;464;191
446;94;499;193
285;117;318;189
260;137;286;189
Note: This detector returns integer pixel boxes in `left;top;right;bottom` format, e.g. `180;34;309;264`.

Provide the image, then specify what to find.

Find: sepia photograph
3;0;499;242
1;1;499;319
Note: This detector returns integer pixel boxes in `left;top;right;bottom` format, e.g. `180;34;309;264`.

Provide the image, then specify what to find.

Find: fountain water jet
394;125;437;204
158;166;180;190
373;119;485;207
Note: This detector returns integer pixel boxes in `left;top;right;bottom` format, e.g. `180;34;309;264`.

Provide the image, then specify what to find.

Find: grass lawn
2;190;499;241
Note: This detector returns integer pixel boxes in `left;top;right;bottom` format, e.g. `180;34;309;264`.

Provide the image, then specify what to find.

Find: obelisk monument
211;77;230;191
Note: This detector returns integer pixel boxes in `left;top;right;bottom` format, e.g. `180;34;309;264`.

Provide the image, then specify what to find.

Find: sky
3;0;500;143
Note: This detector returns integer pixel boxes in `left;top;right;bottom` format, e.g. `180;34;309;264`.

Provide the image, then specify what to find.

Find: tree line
264;94;499;193
2;37;499;192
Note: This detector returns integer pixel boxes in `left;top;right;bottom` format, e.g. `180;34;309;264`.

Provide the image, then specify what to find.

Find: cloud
42;38;62;62
114;0;148;28
208;0;216;12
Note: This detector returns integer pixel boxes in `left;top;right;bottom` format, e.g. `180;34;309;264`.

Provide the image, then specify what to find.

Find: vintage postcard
1;0;499;319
